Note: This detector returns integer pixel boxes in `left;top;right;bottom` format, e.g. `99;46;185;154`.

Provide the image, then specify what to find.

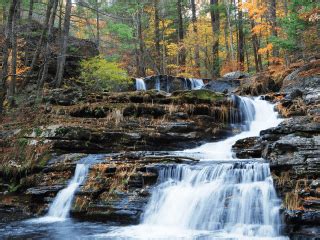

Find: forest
0;0;319;111
0;0;319;239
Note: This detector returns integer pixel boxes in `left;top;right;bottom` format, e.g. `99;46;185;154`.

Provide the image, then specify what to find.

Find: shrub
80;56;130;91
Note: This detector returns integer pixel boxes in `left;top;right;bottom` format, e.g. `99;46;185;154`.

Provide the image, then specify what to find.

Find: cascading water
136;78;146;91
183;96;282;160
140;163;284;239
155;76;161;91
47;164;89;219
30;164;90;223
103;96;287;239
189;78;205;90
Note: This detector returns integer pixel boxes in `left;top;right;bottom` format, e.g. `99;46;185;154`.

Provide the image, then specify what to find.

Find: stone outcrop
0;90;246;157
232;61;320;238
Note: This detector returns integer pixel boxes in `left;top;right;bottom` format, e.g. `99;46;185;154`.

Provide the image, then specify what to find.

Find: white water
136;78;146;91
102;96;288;239
31;164;89;223
183;96;282;160
189;78;204;90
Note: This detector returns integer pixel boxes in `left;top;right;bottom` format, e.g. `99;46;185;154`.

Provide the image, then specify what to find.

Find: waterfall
141;163;284;239
47;164;89;219
184;96;282;160
155;76;161;91
136;78;146;91
103;96;287;239
189;78;204;90
30;164;90;223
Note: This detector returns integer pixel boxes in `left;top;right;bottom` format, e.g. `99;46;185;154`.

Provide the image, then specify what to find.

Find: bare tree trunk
251;20;261;72
136;11;146;76
95;0;100;48
58;0;63;39
154;0;161;73
237;0;245;71
191;0;200;76
55;0;72;87
1;0;17;112
38;0;58;93
8;0;20;107
24;0;35;65
28;0;34;21
225;0;235;61
27;0;54;75
269;0;278;57
177;0;186;67
210;0;220;78
16;0;21;20
2;4;7;24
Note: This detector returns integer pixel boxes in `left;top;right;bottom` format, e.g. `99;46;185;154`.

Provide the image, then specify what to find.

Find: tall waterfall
104;96;287;239
136;78;146;91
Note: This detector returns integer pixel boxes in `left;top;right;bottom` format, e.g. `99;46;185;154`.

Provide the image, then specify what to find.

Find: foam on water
102;96;287;239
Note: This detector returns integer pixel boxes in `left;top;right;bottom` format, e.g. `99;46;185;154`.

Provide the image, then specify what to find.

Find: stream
0;96;289;239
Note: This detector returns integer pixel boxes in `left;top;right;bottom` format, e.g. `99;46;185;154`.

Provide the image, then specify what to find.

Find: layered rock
1;90;247;157
232;61;320;238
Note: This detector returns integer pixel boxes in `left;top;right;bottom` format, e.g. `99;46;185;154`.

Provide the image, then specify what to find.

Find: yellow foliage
167;43;179;57
258;43;273;55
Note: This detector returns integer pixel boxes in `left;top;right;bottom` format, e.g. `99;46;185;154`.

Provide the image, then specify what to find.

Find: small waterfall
141;162;284;239
189;78;204;90
135;78;146;91
47;164;89;219
155;76;161;91
104;96;287;239
230;95;256;130
184;96;282;160
29;164;90;223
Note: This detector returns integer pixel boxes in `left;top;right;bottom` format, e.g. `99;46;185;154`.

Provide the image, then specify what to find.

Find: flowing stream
101;96;287;239
1;97;288;239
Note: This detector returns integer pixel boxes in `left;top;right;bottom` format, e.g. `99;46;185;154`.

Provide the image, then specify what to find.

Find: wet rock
223;71;249;79
26;185;65;197
232;137;263;158
204;79;240;93
285;210;320;226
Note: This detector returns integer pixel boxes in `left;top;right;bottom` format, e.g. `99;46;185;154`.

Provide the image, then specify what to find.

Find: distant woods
0;0;319;112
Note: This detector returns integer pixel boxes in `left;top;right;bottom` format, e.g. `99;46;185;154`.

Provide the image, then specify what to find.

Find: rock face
232;63;320;238
238;73;281;96
0;88;249;224
0;152;187;224
0;89;247;155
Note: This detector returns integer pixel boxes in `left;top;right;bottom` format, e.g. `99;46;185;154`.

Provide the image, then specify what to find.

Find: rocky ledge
232;61;320;238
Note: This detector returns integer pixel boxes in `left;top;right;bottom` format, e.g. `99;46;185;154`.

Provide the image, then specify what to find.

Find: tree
8;0;20;107
38;0;59;93
237;0;245;71
210;0;220;77
154;0;161;73
55;0;72;87
177;0;186;67
191;0;200;76
1;0;18;112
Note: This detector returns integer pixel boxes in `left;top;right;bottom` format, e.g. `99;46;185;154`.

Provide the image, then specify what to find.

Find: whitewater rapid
183;96;282;160
97;96;288;240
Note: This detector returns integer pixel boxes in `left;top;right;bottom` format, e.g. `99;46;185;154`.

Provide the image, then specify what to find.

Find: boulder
223;71;249;79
